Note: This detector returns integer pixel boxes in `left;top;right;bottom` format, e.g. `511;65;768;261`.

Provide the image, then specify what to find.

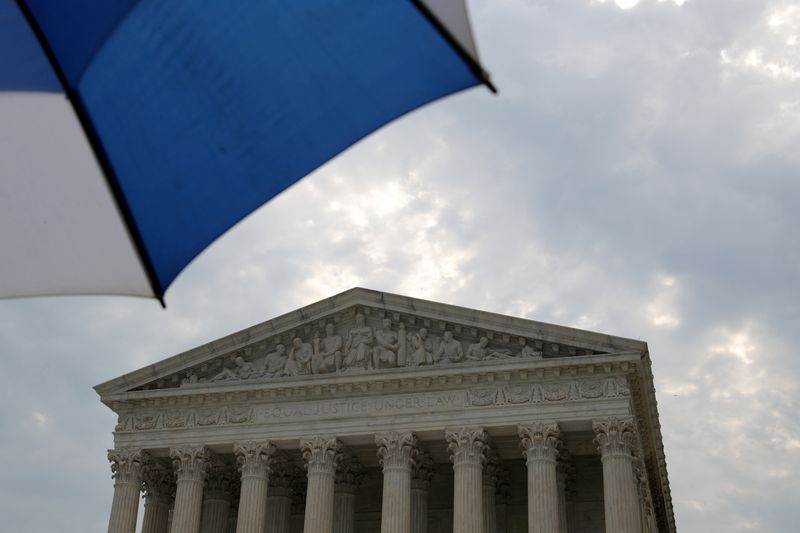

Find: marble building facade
95;288;676;533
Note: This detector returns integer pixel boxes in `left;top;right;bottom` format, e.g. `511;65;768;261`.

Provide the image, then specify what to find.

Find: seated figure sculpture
435;331;464;364
343;313;372;370
314;324;342;374
284;337;313;376
519;342;543;359
372;318;398;369
262;344;287;377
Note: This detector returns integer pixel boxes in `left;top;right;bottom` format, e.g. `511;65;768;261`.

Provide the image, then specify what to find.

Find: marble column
634;456;657;533
200;462;236;533
410;449;433;533
234;441;275;533
482;448;501;533
171;446;213;533
141;460;175;533
556;451;573;533
519;422;562;533
445;427;487;533
495;469;510;533
106;449;146;533
376;431;417;533
593;417;642;533
266;458;296;533
333;454;362;533
300;436;342;533
289;470;307;533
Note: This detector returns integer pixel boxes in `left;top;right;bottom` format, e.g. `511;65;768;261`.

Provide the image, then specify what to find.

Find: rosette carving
375;431;418;470
170;446;213;482
300;436;343;475
234;441;276;478
108;448;147;485
518;422;561;463
445;427;488;465
592;417;637;458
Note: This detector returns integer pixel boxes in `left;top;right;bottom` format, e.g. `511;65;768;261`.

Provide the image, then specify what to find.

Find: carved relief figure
284;337;313;376
262;344;287;377
313;324;342;374
519;342;543;359
397;323;408;366
211;355;256;382
343;313;372;370
180;369;199;386
467;337;514;361
408;327;433;366
372;318;398;369
435;331;464;364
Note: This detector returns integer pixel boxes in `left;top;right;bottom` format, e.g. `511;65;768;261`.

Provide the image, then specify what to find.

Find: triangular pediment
94;288;646;397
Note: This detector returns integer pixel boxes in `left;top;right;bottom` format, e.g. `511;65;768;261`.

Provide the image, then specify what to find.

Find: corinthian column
519;422;562;533
289;469;308;533
141;460;175;533
333;453;362;533
376;432;417;533
171;446;213;533
201;462;236;533
266;457;295;533
593;417;642;533
234;441;275;533
106;448;146;533
483;448;501;533
445;427;487;533
300;436;342;533
410;449;433;533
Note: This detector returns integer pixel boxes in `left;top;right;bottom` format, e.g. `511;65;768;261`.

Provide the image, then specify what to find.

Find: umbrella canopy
0;0;493;304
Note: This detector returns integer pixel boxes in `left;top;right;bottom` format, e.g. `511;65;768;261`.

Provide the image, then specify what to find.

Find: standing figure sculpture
343;313;373;370
408;327;433;366
284;337;313;376
313;324;343;374
372;318;398;369
435;331;464;364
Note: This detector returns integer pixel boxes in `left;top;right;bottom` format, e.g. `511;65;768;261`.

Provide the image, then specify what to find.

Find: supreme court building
95;288;676;533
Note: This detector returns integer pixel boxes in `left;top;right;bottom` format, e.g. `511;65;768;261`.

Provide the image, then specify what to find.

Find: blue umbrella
0;0;494;304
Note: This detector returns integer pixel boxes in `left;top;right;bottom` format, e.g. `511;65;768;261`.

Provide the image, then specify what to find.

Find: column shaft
171;447;212;533
107;449;145;533
482;479;496;533
519;423;562;533
141;497;171;533
301;436;341;533
332;488;355;533
446;428;486;533
410;483;428;533
593;418;642;533
200;499;231;533
266;488;292;533
234;442;275;533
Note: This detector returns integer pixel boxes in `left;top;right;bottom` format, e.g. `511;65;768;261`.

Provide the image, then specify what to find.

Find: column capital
108;448;147;485
376;431;418;471
445;427;488;466
483;447;502;488
518;422;561;463
335;453;363;492
592;417;638;458
300;435;343;476
141;459;175;505
206;460;237;501
170;445;213;483
234;441;276;478
270;454;298;493
411;448;434;490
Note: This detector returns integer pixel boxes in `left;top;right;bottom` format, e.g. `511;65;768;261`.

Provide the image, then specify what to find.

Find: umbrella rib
410;0;497;94
14;0;166;306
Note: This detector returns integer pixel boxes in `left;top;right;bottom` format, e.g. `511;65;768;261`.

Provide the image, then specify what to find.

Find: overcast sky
2;0;799;531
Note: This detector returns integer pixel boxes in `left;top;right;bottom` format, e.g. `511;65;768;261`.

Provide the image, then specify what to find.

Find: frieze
465;377;630;408
114;377;629;433
136;306;608;392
